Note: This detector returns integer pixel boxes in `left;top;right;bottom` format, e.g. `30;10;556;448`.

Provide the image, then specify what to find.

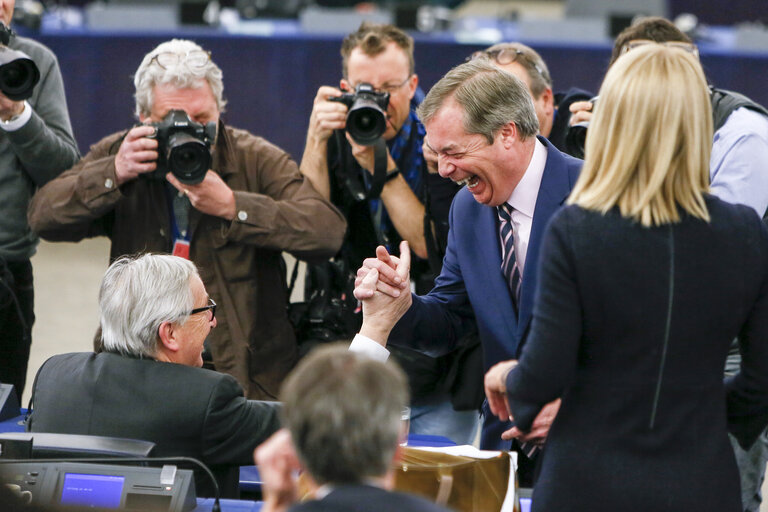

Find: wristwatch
384;168;401;183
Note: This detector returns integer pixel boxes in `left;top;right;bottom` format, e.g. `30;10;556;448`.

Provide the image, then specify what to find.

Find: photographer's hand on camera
345;132;397;176
166;170;236;221
568;100;594;126
299;86;348;199
115;125;158;186
0;93;24;122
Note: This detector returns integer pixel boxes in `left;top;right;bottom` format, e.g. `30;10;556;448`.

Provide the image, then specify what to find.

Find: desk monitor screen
59;473;125;508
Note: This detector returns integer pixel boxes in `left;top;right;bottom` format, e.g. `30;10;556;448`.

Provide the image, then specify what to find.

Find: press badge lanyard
167;185;192;259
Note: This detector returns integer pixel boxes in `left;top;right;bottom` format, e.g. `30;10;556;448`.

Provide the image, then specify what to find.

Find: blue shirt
710;107;768;216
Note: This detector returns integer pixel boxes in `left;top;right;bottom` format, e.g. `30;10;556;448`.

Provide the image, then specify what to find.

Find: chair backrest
0;432;155;460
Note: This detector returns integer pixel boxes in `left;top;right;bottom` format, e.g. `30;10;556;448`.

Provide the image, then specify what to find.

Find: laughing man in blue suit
350;59;582;485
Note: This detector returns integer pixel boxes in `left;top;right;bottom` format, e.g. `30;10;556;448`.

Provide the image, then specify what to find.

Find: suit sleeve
505;208;582;431
387;194;476;356
726;215;768;448
201;374;281;466
6;42;79;186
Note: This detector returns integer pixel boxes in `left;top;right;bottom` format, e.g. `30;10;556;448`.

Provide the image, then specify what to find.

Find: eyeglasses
351;75;412;95
620;40;699;58
189;298;216;321
149;50;211;70
466;48;548;81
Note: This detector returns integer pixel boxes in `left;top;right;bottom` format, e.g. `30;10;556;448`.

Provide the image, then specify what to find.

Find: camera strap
365;138;389;200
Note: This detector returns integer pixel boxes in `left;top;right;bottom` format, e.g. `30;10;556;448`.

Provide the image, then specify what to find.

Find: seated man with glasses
297;22;477;446
28;39;347;403
27;253;281;499
466;42;592;153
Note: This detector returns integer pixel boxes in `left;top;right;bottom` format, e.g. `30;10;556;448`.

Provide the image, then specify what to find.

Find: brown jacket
28;124;346;399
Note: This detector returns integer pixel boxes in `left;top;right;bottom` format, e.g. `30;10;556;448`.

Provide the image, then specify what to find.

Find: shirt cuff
0;101;32;132
349;333;390;362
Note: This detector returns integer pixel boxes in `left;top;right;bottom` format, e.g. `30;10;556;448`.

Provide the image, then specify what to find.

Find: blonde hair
568;44;711;227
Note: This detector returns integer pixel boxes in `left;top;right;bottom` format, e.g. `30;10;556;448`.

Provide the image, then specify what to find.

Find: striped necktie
497;203;522;311
498;203;539;458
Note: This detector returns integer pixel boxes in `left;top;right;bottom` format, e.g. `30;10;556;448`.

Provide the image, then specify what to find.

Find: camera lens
166;133;211;185
346;101;387;146
0;56;39;101
564;122;589;160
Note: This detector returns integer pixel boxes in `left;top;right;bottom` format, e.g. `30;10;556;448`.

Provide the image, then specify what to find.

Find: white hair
99;254;198;358
133;39;227;119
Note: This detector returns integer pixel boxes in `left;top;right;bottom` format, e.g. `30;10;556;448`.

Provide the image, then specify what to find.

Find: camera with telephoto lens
0;22;39;101
145;109;217;185
564;96;599;160
329;83;390;146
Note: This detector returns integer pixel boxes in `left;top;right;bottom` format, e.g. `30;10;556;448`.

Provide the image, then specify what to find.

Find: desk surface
195;498;261;512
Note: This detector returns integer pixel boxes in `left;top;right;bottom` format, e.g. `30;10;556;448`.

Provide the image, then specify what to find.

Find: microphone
0;456;221;512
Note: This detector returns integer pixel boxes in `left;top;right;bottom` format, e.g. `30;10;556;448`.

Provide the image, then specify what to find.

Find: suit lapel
515;138;574;349
470;201;519;351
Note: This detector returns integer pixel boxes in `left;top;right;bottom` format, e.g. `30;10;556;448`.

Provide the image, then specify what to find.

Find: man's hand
0;93;24;122
355;245;409;298
568;100;594;126
346;133;397;175
484;360;517;423
115;125;158;186
254;429;302;512
306;86;347;146
166;171;236;220
501;398;561;445
356;241;413;343
422;139;439;174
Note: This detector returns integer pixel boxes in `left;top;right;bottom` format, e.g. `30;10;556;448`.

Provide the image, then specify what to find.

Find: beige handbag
394;446;516;511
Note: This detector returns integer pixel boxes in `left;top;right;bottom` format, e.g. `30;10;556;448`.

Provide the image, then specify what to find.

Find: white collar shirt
502;138;547;277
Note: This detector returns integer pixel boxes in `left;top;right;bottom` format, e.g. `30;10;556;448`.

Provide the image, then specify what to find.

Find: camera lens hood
166;133;211;185
347;99;387;146
0;47;39;101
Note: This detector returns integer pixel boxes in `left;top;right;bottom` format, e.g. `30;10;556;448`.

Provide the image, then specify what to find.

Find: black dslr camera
146;109;216;185
0;23;39;101
564;96;599;160
330;83;389;146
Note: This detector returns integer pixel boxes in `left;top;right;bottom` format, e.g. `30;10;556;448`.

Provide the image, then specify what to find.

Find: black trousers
0;259;34;399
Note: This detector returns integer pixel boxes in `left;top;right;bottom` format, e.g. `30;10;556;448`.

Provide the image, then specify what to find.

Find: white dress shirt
502;137;547;277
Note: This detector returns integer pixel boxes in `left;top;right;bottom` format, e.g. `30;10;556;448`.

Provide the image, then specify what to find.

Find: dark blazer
390;137;582;449
288;484;453;512
27;352;281;498
506;199;768;511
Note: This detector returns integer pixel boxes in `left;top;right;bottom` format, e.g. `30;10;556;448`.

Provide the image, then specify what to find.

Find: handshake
353;241;413;344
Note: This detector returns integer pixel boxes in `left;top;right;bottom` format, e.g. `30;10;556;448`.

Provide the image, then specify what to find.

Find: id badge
172;239;190;259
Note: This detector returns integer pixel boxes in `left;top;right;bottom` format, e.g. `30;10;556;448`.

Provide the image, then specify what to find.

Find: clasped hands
353;241;413;344
485;360;561;445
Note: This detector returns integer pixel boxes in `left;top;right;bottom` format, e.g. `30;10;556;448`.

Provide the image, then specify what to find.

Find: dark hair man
27;39;346;401
255;344;451;512
466;42;592;152
298;23;477;445
0;0;79;401
569;17;768;512
352;59;583;486
27;254;281;498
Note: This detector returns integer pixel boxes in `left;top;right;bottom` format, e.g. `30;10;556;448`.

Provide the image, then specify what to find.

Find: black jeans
0;259;34;399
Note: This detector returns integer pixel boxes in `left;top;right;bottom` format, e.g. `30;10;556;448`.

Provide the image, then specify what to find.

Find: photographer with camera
0;0;79;401
28;39;346;401
466;42;592;155
298;23;478;445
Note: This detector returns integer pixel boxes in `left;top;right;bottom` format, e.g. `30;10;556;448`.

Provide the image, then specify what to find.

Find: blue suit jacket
390;137;582;449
